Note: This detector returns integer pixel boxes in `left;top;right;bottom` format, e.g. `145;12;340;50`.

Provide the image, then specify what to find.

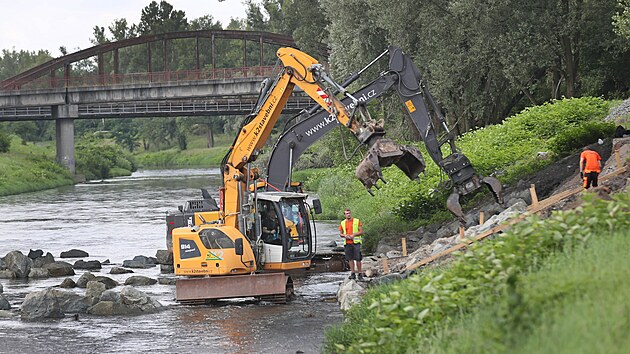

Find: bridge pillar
53;104;78;175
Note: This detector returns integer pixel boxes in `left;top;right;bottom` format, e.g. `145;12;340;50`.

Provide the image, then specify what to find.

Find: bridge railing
1;66;276;91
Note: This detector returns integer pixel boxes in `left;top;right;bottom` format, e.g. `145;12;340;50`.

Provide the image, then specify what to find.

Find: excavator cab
255;193;314;271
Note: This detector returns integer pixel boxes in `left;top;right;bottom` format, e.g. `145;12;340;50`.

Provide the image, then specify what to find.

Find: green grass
0;137;74;196
134;134;232;167
428;227;630;354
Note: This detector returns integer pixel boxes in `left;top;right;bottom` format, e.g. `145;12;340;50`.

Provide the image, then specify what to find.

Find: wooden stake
459;226;465;240
479;211;485;225
401;238;407;257
615;148;622;169
382;259;389;274
529;184;539;208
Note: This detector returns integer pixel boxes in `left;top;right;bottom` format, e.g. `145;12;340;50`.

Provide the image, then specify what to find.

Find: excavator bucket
176;273;294;305
356;138;426;193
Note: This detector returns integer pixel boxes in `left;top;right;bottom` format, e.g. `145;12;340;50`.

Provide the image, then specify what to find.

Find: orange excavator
172;47;425;303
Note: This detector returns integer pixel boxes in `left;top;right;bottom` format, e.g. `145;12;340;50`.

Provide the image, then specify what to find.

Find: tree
109;119;140;152
137;1;188;35
613;0;630;38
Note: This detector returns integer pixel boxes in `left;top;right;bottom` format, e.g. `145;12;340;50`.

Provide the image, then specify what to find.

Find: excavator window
198;228;235;249
279;199;312;259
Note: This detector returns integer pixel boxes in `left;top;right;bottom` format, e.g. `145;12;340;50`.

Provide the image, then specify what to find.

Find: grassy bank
305;97;615;250
0;137;74;196
134;134;231;168
324;193;630;353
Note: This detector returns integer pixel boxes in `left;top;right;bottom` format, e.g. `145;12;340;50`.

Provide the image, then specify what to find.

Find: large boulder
88;286;163;316
119;286;163;313
3;251;32;278
58;278;76;288
124;276;157;286
122;255;158;269
78;273;118;289
20;288;65;321
0;271;15;279
73;260;102;270
51;289;92;314
44;261;75;277
0;294;10;310
32;252;55;268
76;272;96;288
157;277;177;286
155;250;173;265
87;301;128;316
160;264;175;274
60;249;89;258
21;288;92;321
85;281;106;304
94;276;118;290
99;290;120;303
28;268;49;279
27;249;44;259
109;267;133;275
337;279;367;312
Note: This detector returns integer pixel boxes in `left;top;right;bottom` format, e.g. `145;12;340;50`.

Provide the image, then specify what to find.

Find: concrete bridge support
53;105;77;174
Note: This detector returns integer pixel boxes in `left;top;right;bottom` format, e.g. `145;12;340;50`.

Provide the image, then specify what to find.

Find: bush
75;138;137;180
0;131;10;153
548;121;616;156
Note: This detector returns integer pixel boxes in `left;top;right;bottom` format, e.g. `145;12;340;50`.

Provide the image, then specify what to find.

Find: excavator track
256;276;294;304
176;273;293;304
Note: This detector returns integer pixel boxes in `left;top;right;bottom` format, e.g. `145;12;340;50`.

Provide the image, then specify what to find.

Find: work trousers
583;171;599;189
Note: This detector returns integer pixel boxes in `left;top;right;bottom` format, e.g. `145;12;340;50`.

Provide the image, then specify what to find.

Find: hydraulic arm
266;46;503;223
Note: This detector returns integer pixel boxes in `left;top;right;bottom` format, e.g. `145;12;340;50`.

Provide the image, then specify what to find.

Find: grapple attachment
355;138;426;195
446;175;504;226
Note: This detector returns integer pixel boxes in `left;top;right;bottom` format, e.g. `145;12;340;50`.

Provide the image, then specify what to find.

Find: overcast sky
0;0;247;56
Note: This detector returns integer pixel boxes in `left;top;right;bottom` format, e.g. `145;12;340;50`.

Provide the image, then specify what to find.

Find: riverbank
324;135;630;352
0;137;74;196
0;136;138;196
133;134;231;168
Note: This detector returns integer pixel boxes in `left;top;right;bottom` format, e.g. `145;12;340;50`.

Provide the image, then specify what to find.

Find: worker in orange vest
339;208;364;281
580;146;602;189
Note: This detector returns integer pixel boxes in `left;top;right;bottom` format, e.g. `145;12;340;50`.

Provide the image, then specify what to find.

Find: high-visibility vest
340;218;362;244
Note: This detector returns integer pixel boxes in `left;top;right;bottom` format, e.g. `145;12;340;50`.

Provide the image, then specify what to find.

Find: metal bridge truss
0;94;315;121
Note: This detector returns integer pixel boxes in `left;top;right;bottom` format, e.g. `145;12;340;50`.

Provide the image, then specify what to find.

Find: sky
0;0;248;56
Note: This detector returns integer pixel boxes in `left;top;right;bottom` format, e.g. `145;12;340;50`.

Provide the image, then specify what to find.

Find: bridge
0;30;321;174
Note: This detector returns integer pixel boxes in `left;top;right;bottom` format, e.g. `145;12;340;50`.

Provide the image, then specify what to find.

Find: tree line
1;0;629;156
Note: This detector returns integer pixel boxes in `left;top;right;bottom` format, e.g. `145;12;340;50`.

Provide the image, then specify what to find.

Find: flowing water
0;169;344;353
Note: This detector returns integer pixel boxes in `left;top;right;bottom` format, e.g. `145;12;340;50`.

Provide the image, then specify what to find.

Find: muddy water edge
0;169;344;354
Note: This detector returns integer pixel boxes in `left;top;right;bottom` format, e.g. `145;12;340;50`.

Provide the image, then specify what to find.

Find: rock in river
3;251;32;279
109;267;134;275
122;255;158;269
60;249;89;258
44;261;75;277
0;294;9;310
124;275;157;286
88;286;163;316
73;260;102;270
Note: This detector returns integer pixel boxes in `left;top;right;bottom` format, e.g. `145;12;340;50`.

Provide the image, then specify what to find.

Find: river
0;169;344;354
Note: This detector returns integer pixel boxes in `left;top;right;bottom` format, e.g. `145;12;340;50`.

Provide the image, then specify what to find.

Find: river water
0;169;344;354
